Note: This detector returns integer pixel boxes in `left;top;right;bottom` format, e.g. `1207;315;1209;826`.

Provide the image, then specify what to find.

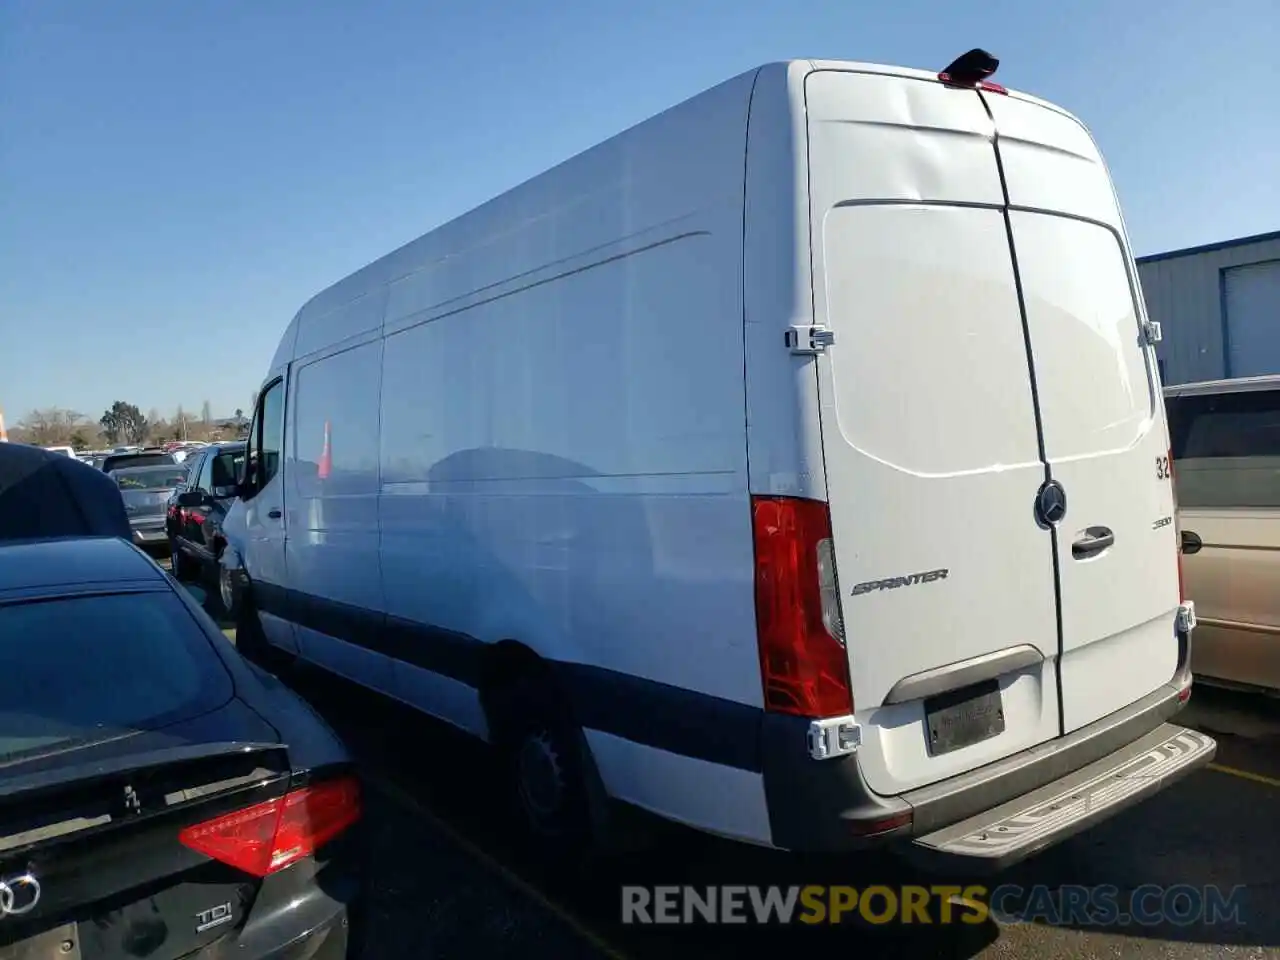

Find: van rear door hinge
786;324;835;355
1141;320;1162;345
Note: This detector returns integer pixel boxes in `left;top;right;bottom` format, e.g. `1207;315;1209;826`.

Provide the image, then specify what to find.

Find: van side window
1167;388;1280;508
259;381;285;487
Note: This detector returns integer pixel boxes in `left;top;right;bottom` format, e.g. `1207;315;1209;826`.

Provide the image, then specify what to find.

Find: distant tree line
9;400;250;449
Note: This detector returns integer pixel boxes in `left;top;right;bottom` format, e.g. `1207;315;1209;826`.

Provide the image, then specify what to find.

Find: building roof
1137;229;1280;265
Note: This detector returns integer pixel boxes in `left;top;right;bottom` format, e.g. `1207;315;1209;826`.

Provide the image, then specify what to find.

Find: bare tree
18;407;88;447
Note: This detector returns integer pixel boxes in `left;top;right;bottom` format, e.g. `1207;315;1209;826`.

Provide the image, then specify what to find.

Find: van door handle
1181;529;1203;555
268;509;282;520
1072;526;1114;559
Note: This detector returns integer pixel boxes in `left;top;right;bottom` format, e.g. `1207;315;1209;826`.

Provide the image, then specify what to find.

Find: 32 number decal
1156;455;1171;480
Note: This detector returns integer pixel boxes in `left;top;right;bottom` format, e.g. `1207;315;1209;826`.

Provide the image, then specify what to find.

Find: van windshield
1167;388;1280;508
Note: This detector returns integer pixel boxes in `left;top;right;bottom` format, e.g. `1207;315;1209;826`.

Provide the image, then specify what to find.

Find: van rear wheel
494;677;593;863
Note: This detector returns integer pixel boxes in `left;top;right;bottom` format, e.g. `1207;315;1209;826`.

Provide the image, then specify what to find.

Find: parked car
1166;375;1280;694
0;536;365;959
111;463;191;553
0;442;131;541
100;449;177;473
168;441;247;613
221;51;1214;869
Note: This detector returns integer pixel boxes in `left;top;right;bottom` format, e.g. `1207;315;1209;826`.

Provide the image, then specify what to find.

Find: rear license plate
0;923;81;960
924;679;1005;756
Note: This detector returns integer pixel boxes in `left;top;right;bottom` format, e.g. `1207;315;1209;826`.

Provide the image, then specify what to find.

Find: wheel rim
219;567;235;611
516;730;565;824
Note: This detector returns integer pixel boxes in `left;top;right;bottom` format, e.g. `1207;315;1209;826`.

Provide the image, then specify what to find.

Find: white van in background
222;51;1212;871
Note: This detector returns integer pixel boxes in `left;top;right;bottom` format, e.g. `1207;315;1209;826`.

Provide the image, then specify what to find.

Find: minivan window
1167;388;1280;508
0;590;232;763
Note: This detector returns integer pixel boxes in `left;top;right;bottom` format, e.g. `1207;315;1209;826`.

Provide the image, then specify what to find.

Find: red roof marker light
938;48;1006;93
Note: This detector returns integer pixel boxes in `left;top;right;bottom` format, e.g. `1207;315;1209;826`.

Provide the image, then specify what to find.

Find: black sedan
166;441;246;615
0;537;365;959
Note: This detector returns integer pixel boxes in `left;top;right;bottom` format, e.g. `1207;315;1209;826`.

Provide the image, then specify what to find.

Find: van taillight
751;496;853;718
179;776;361;877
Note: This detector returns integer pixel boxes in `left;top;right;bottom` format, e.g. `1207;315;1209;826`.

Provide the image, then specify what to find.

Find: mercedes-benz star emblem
0;873;41;918
1035;479;1068;526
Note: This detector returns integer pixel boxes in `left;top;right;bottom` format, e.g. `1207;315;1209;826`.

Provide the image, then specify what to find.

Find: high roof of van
272;57;1085;369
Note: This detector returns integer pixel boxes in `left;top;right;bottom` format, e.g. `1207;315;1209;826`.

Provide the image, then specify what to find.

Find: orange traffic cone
318;420;332;479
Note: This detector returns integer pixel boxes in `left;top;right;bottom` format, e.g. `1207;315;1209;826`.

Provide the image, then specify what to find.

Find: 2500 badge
850;568;949;597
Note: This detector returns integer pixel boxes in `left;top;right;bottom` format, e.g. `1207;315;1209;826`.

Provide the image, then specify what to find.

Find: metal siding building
1137;230;1280;385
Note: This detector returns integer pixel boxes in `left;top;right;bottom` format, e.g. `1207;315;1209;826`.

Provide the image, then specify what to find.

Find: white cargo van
222;52;1212;870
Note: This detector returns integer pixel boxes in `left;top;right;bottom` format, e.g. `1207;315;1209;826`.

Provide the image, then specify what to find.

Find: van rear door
804;70;1180;796
985;93;1179;732
804;70;1061;796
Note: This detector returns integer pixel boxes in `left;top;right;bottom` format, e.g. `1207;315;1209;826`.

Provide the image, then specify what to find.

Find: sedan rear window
103;453;175;472
114;466;189;490
0;591;232;763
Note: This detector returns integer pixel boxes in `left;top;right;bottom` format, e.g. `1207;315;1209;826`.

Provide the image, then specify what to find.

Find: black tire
492;675;595;866
204;561;238;626
169;540;197;582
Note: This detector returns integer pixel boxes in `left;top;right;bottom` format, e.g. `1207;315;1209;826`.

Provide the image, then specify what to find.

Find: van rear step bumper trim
909;723;1215;872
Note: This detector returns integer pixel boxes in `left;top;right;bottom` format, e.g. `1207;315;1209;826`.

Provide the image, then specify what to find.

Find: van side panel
368;70;766;840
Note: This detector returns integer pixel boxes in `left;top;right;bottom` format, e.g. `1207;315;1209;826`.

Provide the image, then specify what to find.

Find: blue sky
1;0;1277;425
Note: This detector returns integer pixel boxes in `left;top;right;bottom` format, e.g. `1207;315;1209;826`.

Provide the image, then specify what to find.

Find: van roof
285;57;1080;360
1163;374;1280;398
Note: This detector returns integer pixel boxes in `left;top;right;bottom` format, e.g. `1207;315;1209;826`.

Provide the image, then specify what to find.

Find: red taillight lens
751;496;852;718
179;776;361;878
937;73;1008;95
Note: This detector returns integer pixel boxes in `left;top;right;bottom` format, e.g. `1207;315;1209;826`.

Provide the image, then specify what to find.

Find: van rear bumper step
908;723;1215;873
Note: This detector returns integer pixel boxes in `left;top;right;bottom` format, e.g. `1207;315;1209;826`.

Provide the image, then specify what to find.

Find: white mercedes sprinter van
222;51;1212;871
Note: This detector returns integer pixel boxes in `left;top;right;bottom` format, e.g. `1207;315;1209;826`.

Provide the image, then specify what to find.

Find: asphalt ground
208;599;1280;960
